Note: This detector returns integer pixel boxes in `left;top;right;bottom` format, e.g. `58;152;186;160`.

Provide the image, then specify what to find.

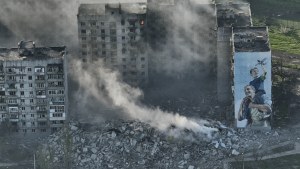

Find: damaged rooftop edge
0;41;66;61
233;27;270;52
216;2;252;27
78;2;147;15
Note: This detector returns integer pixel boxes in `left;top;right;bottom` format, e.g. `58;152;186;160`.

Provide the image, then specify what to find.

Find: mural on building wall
234;52;272;128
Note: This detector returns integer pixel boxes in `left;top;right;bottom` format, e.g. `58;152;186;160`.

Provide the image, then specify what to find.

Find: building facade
0;41;68;135
216;2;252;106
77;2;148;86
233;27;272;129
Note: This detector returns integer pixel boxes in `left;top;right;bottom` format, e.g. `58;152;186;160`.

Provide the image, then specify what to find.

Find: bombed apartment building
233;27;272;129
0;41;68;135
77;0;217;89
77;1;148;86
215;2;272;128
76;0;272;128
216;1;252;106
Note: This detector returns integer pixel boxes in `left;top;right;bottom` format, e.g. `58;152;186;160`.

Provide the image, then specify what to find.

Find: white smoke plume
147;1;216;76
0;0;219;140
0;0;78;47
72;60;218;140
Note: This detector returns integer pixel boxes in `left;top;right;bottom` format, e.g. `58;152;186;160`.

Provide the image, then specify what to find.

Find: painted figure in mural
249;65;266;96
238;85;271;126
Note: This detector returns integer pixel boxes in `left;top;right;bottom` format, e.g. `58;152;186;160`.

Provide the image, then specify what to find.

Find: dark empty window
122;48;126;54
90;21;96;26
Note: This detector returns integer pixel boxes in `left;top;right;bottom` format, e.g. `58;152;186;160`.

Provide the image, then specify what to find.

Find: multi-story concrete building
0;41;68;135
232;27;272;128
216;2;252;106
77;1;148;86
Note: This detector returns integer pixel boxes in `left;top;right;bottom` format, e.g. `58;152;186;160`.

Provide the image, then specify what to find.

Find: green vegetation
248;0;300;55
248;0;300;20
269;29;300;55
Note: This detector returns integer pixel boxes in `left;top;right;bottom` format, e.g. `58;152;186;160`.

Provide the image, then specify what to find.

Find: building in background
77;2;148;86
0;41;68;135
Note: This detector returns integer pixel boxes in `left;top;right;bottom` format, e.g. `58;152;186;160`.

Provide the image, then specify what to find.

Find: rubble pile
37;120;296;169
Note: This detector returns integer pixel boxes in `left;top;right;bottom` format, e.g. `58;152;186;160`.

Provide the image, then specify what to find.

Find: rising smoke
0;0;219;140
72;60;218;140
0;0;78;47
147;0;216;76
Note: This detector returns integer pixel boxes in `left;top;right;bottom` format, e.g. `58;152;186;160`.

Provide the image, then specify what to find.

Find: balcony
10;113;19;122
50;123;64;127
50;101;64;105
49;116;65;121
6;71;16;74
8;107;19;113
37;110;47;114
36;95;47;99
7;87;17;91
6;95;18;99
37;118;48;122
35;79;46;82
49;112;65;121
47;64;63;71
7;103;18;106
36;102;47;106
10;118;19;122
34;68;45;75
47;69;64;74
48;82;64;89
6;79;17;84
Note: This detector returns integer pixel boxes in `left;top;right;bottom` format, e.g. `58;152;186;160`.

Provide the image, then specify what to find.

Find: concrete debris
188;165;195;169
36;120;290;169
231;149;240;155
71;125;78;131
273;131;279;137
